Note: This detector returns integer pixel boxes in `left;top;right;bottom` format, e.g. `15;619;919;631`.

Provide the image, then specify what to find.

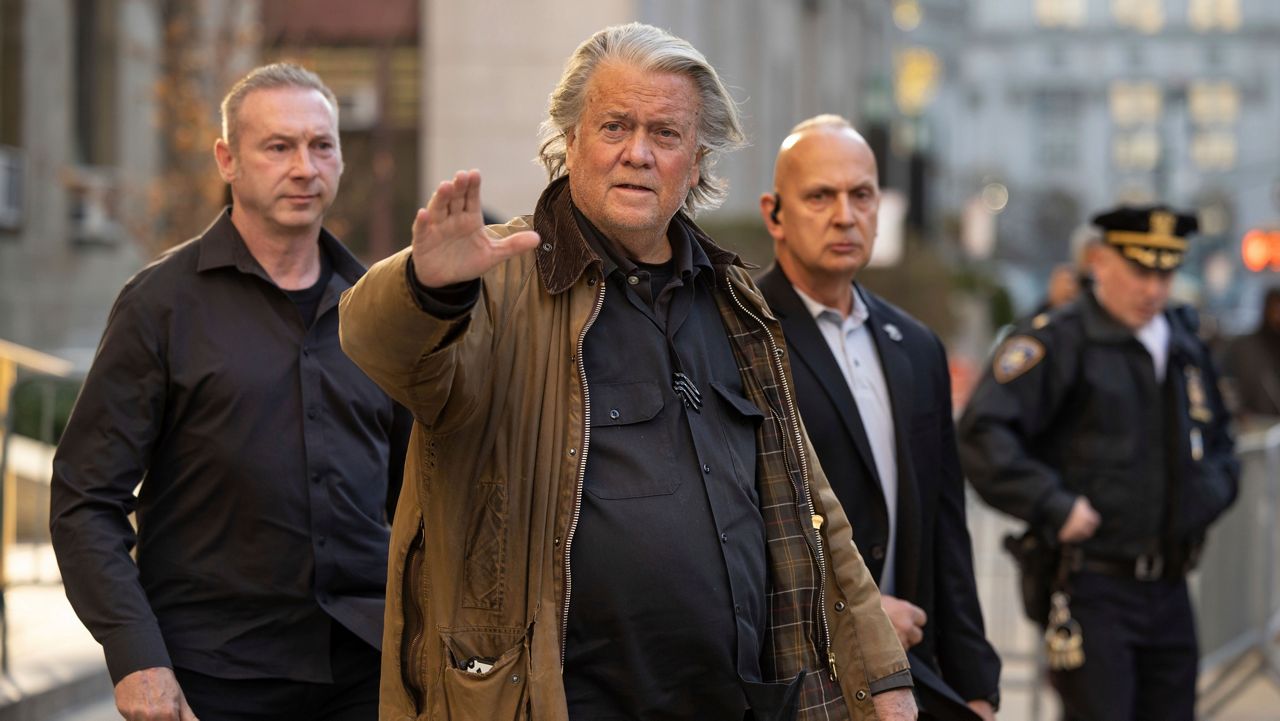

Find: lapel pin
883;323;902;342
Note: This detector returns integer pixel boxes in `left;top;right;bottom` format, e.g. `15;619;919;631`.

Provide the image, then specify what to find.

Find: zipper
561;277;607;665
725;281;836;680
400;519;427;711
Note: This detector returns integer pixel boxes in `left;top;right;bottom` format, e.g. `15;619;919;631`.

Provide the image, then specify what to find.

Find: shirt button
318;536;327;547
306;408;317;420
734;603;742;613
609;409;620;420
311;473;321;484
720;533;728;543
568;448;576;457
627;275;639;285
871;544;886;561
702;464;711;474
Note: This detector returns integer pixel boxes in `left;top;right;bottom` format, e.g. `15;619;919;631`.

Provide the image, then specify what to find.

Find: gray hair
220;63;339;149
537;22;746;216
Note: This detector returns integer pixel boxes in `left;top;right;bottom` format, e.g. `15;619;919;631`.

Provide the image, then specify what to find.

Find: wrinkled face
565;62;701;253
216;86;342;235
1092;245;1174;330
764;127;879;293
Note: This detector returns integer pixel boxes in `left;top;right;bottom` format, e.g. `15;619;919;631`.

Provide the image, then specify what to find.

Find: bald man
756;115;1001;721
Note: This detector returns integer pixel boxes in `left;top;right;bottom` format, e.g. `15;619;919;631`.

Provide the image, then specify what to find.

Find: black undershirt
284;249;333;328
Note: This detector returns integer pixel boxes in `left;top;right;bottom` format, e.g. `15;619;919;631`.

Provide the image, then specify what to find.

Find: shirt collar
571;202;710;283
195;206;367;286
793;283;870;330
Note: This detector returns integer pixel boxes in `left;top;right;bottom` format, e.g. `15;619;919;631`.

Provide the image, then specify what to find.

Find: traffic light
1241;228;1280;272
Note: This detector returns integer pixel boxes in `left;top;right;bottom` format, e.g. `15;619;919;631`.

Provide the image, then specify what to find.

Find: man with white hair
341;22;914;721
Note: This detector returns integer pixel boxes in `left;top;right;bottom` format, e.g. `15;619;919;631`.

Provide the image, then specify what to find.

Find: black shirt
562;210;772;719
50;209;411;685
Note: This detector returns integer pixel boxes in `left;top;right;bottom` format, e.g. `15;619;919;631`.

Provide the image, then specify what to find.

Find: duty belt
1077;552;1186;582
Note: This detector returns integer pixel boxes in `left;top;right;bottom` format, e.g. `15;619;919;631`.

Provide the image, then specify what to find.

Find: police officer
958;205;1240;721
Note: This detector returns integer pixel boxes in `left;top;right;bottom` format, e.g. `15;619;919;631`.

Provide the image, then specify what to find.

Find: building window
1112;0;1164;33
1113;129;1160;171
1189;81;1239;125
1110;81;1162;126
73;0;119;167
1034;90;1081;168
1189;0;1241;32
1036;0;1086;28
0;0;20;148
1189;80;1238;171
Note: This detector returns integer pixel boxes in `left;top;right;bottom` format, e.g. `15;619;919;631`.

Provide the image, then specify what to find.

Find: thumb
492;230;542;259
178;693;199;721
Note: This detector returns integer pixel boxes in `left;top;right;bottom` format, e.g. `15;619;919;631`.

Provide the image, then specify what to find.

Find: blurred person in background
958;205;1239;721
339;23;914;721
50;63;410;721
756;115;1000;721
1221;286;1280;420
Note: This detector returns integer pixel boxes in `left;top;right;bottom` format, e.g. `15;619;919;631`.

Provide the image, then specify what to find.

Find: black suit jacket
758;264;1000;719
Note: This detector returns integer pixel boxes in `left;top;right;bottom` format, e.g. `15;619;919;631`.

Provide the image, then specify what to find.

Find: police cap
1091;205;1197;271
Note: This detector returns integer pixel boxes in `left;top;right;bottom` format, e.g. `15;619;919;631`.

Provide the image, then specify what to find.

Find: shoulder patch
994;335;1046;384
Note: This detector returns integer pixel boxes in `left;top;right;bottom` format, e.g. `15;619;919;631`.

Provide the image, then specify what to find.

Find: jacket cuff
101;624;172;685
869;669;914;694
405;256;479;319
1037;488;1078;536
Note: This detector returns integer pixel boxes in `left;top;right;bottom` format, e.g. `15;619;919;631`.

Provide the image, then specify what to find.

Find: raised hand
410;169;541;288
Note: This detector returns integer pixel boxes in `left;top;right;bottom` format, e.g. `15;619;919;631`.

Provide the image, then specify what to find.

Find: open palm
410;169;541;288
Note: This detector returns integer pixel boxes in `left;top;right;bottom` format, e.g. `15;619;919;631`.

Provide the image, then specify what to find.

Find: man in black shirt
50;63;408;721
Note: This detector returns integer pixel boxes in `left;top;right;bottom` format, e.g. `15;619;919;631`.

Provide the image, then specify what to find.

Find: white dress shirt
1136;313;1171;383
794;285;900;594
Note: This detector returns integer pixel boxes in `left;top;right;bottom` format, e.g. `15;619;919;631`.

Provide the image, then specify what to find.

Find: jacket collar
195;206;367;286
1079;289;1141;344
532;175;741;294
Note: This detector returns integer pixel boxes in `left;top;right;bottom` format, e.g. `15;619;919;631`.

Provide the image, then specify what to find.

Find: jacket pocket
587;380;680;499
436;626;531;721
400;519;427;713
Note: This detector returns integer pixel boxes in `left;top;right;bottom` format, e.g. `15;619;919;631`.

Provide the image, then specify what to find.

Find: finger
911;606;928;627
462;169;482;215
425;180;456;225
446;170;470;217
906;625;924;648
411;207;429;240
179;695;200;721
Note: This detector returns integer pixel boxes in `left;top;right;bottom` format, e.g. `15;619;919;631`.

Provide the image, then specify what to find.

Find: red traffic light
1242;229;1280;272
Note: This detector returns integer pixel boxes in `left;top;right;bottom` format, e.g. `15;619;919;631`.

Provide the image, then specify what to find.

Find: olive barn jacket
339;177;909;720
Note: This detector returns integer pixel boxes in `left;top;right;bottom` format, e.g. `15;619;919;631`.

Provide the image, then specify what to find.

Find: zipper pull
828;649;839;682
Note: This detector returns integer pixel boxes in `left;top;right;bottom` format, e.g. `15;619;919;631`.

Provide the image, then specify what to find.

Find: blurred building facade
0;0;422;367
919;0;1280;323
0;0;259;367
420;0;895;222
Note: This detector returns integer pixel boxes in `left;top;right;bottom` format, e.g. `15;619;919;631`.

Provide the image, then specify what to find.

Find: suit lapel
864;289;923;599
759;269;882;489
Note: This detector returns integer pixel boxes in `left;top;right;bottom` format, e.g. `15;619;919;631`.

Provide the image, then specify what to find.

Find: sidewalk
0;545;111;721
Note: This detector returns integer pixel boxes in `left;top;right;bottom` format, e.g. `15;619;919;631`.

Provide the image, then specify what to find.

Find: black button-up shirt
50;209;410;685
563;211;773;719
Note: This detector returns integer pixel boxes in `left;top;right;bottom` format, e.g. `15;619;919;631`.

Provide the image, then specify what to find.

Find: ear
760;192;785;242
689;147;703;190
214;138;237;183
563;129;577;171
